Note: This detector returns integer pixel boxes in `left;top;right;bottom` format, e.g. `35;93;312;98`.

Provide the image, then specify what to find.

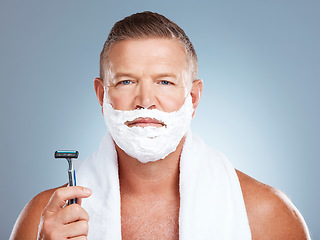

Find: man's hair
100;11;198;85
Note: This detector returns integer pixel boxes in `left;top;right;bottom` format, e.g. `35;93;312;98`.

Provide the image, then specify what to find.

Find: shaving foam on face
103;91;194;163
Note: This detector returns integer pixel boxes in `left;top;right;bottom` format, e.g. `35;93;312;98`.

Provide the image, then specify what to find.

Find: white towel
77;131;251;239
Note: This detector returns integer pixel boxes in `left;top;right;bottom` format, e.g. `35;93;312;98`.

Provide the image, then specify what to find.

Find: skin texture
10;38;310;239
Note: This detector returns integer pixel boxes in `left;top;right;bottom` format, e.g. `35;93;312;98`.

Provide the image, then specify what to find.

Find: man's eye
160;80;171;85
120;80;132;85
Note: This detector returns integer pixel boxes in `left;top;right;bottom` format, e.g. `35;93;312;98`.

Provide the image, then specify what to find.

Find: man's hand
37;186;92;240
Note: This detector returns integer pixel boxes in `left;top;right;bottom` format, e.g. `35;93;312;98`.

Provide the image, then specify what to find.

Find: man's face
105;38;189;117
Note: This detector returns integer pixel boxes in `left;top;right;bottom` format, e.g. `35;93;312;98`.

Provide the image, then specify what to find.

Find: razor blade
54;150;79;159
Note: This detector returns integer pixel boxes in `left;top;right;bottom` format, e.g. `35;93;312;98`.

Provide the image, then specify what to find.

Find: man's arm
237;170;310;240
10;184;91;240
10;186;63;240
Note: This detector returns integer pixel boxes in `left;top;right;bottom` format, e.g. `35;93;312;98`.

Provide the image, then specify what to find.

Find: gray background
1;0;319;239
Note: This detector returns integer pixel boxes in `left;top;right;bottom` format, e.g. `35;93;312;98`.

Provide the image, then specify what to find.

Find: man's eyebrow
113;73;178;79
113;73;137;79
153;73;178;78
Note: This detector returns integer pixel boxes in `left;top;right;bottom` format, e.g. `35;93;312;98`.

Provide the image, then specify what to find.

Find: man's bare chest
121;197;180;239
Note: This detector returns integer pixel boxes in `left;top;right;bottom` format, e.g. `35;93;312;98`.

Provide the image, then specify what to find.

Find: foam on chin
103;92;194;163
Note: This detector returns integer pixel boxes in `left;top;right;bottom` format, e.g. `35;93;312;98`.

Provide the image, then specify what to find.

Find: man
10;11;310;239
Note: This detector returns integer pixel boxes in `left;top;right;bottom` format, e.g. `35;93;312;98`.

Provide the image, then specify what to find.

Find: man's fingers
56;203;90;224
45;186;91;212
63;220;89;238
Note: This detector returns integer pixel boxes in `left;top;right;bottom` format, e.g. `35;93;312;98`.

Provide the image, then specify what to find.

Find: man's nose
135;81;156;109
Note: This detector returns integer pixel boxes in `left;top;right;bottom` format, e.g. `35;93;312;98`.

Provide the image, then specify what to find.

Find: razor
54;150;79;204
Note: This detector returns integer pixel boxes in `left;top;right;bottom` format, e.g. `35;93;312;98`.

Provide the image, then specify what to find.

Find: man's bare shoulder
10;184;67;240
236;170;310;240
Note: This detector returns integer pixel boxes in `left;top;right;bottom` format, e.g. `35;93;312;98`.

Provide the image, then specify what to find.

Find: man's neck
116;137;185;198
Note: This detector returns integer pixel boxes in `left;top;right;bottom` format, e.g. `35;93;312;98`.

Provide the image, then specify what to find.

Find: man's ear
190;79;203;117
94;78;104;113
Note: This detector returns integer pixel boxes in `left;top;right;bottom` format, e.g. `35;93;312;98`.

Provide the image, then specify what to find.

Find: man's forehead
106;38;188;72
108;38;187;61
105;38;188;81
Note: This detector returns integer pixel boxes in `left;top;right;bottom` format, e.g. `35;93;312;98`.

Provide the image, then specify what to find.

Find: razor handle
67;163;77;205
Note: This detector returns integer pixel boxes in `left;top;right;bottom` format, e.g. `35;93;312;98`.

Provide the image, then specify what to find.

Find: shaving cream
103;91;194;163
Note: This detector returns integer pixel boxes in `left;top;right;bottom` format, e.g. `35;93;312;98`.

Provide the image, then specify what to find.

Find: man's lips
125;117;165;127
